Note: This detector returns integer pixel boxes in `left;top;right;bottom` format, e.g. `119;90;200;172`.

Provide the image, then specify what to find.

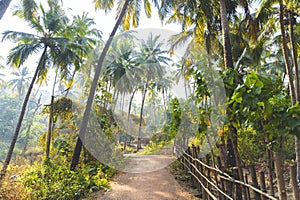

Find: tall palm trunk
124;88;137;151
1;46;47;179
70;0;132;170
279;0;300;183
137;83;148;151
0;0;12;20
45;69;58;160
279;0;296;102
289;10;300;182
220;0;244;190
220;0;233;70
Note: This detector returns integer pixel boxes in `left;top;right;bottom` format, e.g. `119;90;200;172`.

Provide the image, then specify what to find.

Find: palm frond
168;30;193;55
22;0;38;20
2;31;39;42
93;0;115;13
7;41;43;68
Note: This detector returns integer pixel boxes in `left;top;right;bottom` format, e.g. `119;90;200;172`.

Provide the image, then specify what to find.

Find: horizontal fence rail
174;144;279;200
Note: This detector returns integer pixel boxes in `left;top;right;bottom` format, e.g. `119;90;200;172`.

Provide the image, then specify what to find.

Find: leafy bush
21;160;112;200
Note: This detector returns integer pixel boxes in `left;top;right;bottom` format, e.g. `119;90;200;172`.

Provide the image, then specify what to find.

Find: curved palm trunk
0;0;12;20
70;0;132;170
137;83;148;151
1;46;47;179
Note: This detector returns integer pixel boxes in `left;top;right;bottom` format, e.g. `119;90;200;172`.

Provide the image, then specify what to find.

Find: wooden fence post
259;171;267;200
290;163;300;200
188;147;195;187
205;154;212;197
249;164;261;200
190;146;197;187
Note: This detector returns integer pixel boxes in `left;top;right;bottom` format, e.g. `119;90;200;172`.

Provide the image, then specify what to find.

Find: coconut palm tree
8;67;31;97
134;33;171;150
45;12;102;160
70;0;132;170
94;0;152;30
0;0;98;177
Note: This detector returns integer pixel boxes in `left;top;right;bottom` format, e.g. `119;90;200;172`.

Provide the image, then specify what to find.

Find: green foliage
163;98;181;138
22;160;111;200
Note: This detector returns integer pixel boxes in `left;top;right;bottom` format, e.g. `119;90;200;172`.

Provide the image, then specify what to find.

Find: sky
0;0;183;89
0;0;181;61
0;0;185;102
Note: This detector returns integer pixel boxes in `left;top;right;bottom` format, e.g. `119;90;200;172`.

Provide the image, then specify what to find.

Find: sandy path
98;155;199;200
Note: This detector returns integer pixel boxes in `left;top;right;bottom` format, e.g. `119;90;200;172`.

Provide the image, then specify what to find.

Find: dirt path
97;155;199;200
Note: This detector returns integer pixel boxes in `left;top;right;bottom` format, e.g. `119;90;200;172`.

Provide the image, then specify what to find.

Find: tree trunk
124;88;137;151
265;131;275;196
279;0;296;102
0;0;12;20
274;151;287;200
46;68;58;160
288;10;300;183
137;83;148;151
220;0;241;172
220;0;234;70
220;1;246;197
70;0;132;170
295;137;300;182
0;46;47;179
45;95;54;159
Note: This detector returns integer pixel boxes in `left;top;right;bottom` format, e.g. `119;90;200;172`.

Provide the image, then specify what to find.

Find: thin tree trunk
220;0;234;70
295;137;300;183
0;0;12;20
45;95;54;160
45;70;58;160
279;0;296;103
70;0;132;170
137;83;148;151
220;1;245;198
1;46;47;178
124;88;137;151
289;10;300;183
264;128;275;196
274;151;287;200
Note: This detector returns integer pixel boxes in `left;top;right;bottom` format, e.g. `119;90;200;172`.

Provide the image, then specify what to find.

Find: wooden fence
174;145;299;200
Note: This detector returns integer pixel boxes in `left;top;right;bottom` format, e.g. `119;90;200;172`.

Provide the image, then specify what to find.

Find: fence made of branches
174;144;299;200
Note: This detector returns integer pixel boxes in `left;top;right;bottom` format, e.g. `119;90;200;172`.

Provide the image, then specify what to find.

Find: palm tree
70;0;132;170
94;0;152;31
45;12;101;160
8;67;31;97
134;33;171;150
0;0;94;177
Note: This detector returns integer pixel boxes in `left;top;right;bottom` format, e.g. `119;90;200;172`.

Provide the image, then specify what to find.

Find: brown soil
96;155;200;200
